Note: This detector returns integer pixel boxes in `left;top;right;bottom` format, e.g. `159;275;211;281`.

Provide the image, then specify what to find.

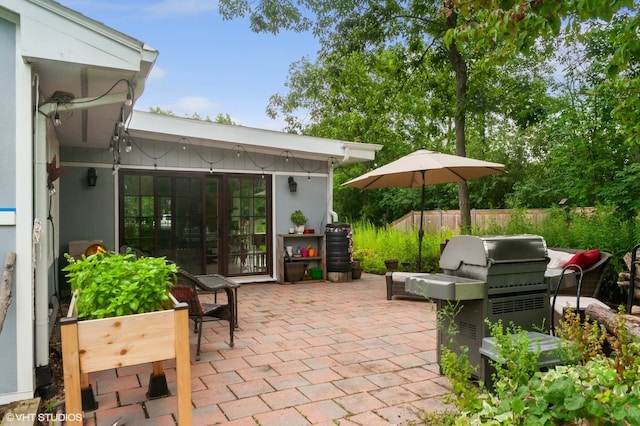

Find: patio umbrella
342;148;505;271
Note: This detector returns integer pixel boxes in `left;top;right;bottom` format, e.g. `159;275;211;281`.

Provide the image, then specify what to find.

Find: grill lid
440;235;547;270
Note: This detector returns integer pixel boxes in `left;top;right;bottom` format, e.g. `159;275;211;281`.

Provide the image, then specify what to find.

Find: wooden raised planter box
61;293;192;425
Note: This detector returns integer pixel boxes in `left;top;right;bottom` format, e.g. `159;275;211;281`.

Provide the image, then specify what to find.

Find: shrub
431;307;640;425
63;251;178;320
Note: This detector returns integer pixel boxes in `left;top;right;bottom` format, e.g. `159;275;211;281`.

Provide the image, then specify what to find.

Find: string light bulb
112;122;120;143
124;80;134;106
118;106;125;128
53;111;62;126
125;138;132;153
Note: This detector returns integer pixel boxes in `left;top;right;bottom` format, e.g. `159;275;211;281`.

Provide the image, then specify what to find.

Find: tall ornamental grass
351;206;640;304
351;220;456;274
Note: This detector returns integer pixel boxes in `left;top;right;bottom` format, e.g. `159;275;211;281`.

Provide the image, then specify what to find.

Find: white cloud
144;0;218;19
174;96;223;118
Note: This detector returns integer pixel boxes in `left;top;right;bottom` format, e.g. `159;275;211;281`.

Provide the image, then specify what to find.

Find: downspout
328;159;337;224
34;82;139;396
34;85;55;397
341;145;351;163
328;145;351;224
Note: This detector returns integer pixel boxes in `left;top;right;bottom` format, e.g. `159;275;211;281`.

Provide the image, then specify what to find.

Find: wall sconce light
87;167;98;187
288;176;297;193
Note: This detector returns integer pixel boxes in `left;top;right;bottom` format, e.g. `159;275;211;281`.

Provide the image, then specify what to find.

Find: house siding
59;139;331;275
0;15;19;395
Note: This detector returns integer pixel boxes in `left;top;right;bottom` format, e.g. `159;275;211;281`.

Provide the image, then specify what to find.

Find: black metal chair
170;269;235;361
550;264;610;336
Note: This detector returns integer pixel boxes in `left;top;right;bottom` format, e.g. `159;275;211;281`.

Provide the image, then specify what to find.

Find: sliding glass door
225;176;269;275
120;171;270;277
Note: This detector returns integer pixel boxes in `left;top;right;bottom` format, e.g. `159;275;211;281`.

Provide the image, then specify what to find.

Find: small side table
196;274;240;328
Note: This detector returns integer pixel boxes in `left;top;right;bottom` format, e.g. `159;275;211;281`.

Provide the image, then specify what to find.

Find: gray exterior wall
59;138;331;273
59;165;116;252
275;175;329;234
0;16;18;394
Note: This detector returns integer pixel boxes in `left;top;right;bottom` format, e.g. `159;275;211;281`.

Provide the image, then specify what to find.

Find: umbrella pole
417;174;425;272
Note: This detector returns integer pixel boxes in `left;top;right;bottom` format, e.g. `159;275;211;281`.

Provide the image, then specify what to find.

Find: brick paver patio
81;273;454;425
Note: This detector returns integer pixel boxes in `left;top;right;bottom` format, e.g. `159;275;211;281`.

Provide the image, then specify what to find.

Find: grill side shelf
405;274;486;301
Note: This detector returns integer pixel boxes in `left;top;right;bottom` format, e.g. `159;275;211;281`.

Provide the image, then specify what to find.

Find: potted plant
60;251;192;425
290;209;307;234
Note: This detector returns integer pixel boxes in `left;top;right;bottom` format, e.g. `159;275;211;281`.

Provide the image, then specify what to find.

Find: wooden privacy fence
392;208;591;233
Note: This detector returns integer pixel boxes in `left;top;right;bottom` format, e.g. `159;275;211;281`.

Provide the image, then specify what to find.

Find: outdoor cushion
547;249;574;269
564;249;601;271
170;285;204;313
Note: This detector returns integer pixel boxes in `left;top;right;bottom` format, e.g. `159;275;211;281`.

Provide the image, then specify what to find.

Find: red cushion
171;286;204;313
564;249;601;271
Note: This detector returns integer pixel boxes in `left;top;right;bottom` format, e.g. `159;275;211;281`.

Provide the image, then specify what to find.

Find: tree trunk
0;252;16;334
585;304;640;342
446;7;471;232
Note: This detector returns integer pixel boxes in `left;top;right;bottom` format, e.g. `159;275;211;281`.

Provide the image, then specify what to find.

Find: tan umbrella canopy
343;148;505;271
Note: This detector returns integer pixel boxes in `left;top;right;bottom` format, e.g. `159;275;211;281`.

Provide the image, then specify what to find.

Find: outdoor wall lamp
87;167;98;187
288;176;297;193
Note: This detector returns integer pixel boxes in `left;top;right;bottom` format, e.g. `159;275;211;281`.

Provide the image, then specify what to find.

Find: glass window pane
140;175;154;195
141;196;154;216
158;176;171;196
124;175;139;195
124;196;139;216
175;178;190;194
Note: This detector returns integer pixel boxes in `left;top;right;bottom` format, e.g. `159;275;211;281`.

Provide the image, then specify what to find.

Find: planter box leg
147;361;170;398
81;384;98;411
175;306;192;425
60;318;83;426
80;373;98;411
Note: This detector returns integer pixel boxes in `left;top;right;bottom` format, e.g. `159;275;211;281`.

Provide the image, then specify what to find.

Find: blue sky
57;0;319;130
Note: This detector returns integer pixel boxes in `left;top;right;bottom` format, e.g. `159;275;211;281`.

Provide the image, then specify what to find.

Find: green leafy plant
63;252;178;320
290;209;308;226
485;319;542;393
557;307;605;365
432;304;640;425
611;305;640;385
436;301;482;411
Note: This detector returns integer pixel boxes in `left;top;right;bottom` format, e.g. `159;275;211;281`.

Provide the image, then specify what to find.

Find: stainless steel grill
405;235;550;381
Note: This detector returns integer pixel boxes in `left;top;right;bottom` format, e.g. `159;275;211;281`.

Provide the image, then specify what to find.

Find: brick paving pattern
80;273;454;425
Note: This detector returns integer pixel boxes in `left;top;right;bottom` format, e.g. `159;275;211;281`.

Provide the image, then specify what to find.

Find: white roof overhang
6;0;380;164
7;0;158;147
128;111;382;164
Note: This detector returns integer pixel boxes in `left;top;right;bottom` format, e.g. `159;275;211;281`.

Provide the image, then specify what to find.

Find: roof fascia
13;0;157;71
128;111;382;163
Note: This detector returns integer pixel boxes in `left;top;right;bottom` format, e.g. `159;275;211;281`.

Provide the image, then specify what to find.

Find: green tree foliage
148;107;237;124
219;0;638;226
